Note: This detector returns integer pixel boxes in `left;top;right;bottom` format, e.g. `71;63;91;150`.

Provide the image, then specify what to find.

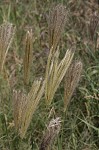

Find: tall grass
0;1;99;150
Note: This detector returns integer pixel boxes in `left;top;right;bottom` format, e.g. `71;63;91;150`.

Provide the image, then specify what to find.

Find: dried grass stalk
49;4;68;52
64;61;83;111
0;22;15;73
13;90;27;130
24;30;33;85
40;117;61;150
13;79;45;138
45;47;75;105
20;79;45;138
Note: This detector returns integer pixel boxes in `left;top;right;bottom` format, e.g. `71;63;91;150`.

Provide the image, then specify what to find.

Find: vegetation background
0;0;99;150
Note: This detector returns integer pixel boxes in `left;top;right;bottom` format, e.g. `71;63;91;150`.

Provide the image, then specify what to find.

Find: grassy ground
0;0;99;150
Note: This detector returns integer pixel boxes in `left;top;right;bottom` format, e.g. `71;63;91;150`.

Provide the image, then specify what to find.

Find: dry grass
0;22;15;73
49;4;68;52
23;30;33;85
45;47;75;105
13;79;45;139
40;117;61;150
0;1;99;150
64;61;83;111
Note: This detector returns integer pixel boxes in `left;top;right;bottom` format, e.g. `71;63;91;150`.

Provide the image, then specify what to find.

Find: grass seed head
0;22;15;73
24;30;33;85
49;4;68;52
45;47;75;105
40;117;61;150
64;61;83;111
13;90;27;130
19;79;45;138
13;79;45;138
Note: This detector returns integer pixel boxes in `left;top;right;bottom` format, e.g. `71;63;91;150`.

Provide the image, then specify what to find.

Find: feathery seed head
0;22;15;73
64;61;83;111
24;30;33;85
40;117;61;150
13;79;45;138
45;47;75;105
49;4;68;52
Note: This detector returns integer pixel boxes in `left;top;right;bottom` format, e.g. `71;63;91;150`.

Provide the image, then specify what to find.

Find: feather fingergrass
49;4;68;52
13;79;45;139
64;61;83;111
0;22;15;73
40;117;61;150
45;47;75;105
24;30;33;85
